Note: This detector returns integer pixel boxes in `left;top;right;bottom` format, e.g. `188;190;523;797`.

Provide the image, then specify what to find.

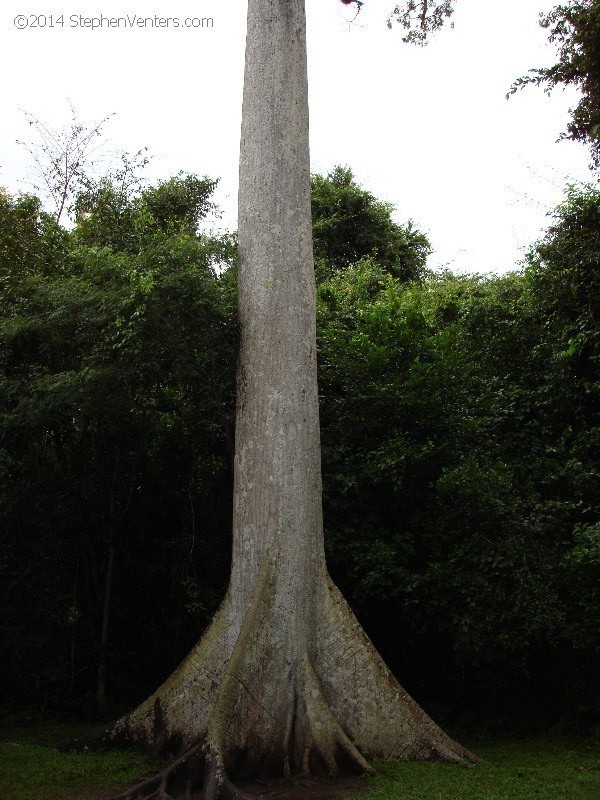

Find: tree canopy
311;166;430;282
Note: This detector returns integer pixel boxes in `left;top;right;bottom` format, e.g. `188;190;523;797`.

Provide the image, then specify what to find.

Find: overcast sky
1;0;594;274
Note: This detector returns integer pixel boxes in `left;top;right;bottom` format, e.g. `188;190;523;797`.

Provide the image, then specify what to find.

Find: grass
357;738;600;800
0;720;162;800
0;720;598;800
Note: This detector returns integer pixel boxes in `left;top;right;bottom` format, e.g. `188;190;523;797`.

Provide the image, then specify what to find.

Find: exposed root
298;657;372;778
87;566;478;799
109;740;253;800
107;592;237;756
317;577;481;765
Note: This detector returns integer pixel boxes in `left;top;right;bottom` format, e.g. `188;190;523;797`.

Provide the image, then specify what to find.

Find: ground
103;776;369;800
1;720;599;800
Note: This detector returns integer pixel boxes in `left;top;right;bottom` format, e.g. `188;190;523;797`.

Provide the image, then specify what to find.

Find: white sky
0;0;594;274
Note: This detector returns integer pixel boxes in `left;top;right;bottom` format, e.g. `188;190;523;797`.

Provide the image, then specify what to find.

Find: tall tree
84;3;475;798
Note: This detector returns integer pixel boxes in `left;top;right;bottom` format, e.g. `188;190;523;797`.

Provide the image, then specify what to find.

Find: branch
386;1;456;44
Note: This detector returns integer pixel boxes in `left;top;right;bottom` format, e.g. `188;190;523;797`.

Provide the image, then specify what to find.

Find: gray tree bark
87;2;478;797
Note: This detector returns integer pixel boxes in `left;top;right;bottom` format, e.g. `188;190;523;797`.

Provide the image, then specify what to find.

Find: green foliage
316;188;599;730
1;168;598;734
0;190;66;306
138;174;218;236
521;185;600;665
564;523;600;651
387;1;456;44
0;178;237;713
311;166;430;282
509;1;600;167
74;172;223;253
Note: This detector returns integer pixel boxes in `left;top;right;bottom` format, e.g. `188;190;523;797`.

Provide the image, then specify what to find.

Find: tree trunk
84;2;478;797
97;522;115;712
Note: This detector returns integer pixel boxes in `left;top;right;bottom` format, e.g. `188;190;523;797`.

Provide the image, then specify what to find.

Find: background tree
0;175;237;717
509;0;600;168
311;166;430;282
17;104;117;226
387;1;455;43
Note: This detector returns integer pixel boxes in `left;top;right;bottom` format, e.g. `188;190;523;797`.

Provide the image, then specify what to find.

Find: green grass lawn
0;720;162;800
0;720;598;800
359;738;600;800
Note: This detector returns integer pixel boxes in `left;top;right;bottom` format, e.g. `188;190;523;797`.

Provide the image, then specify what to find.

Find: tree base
81;571;479;800
109;744;372;800
109;740;249;800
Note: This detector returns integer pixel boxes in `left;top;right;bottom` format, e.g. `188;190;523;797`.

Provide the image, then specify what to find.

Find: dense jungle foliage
1;165;598;734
